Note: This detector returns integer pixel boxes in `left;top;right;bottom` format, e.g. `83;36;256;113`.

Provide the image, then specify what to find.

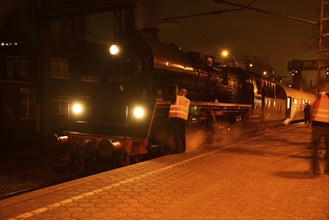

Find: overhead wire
158;0;317;74
158;0;261;55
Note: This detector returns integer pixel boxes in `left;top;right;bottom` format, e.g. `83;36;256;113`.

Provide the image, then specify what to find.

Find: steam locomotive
52;29;316;173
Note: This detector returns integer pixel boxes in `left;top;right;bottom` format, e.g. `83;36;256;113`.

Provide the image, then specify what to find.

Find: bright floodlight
72;103;83;114
133;106;145;119
109;44;120;55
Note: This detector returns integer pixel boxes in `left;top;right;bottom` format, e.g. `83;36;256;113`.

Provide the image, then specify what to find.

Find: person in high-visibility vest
310;92;329;175
169;88;190;153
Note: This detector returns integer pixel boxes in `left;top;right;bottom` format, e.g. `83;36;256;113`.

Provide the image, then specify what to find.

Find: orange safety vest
311;93;329;123
169;95;190;120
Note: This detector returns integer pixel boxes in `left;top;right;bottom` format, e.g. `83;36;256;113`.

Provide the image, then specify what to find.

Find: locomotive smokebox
69;40;108;75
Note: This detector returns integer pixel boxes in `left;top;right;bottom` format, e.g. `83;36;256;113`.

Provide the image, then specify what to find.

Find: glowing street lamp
221;50;229;57
221;49;238;67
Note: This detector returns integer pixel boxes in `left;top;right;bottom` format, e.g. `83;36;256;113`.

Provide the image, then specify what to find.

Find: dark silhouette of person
304;103;311;125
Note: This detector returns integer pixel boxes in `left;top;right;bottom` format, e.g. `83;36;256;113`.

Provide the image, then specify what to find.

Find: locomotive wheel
74;155;85;174
207;121;229;143
134;155;141;163
117;154;141;165
83;141;97;172
113;149;128;167
69;142;85;174
120;158;128;167
119;154;130;167
160;146;172;155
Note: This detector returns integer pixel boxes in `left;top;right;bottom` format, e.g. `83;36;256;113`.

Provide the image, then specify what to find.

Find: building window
51;95;69;115
20;88;35;120
6;56;27;77
50;57;70;79
81;75;99;83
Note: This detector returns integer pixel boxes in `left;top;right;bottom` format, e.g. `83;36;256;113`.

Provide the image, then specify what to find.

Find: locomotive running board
155;100;252;109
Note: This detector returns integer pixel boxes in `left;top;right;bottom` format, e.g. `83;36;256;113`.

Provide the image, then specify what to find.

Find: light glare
109;44;119;55
221;50;229;57
133;107;145;119
72;103;83;114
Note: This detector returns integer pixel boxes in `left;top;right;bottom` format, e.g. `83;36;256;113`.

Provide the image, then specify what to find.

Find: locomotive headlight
72;103;83;115
133;106;145;119
109;44;120;55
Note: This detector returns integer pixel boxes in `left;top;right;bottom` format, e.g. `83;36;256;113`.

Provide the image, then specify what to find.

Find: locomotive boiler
51;29;313;173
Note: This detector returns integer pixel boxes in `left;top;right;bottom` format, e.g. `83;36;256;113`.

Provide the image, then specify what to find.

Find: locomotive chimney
141;27;159;40
136;0;161;40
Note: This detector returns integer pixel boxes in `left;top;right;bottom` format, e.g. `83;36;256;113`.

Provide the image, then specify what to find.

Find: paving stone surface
1;124;328;220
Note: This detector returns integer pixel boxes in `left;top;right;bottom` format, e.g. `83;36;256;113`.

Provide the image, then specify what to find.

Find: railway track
0;149;123;199
0;142;145;199
0;142;77;199
0;160;80;199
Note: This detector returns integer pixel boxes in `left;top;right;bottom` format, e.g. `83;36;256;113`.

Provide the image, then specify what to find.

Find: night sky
82;0;320;84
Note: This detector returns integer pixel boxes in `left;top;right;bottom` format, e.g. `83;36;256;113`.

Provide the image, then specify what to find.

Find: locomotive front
52;32;164;171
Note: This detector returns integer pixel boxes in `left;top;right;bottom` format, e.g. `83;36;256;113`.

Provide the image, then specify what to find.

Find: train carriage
281;85;316;124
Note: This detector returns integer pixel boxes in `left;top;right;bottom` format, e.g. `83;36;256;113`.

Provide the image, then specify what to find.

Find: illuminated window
6;56;27;77
287;97;291;110
51;57;70;79
20;88;35;120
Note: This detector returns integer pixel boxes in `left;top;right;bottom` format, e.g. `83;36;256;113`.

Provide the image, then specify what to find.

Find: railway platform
1;124;328;219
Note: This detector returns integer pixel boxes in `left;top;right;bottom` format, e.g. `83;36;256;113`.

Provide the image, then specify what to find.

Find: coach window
287;97;291;110
20;88;35;120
